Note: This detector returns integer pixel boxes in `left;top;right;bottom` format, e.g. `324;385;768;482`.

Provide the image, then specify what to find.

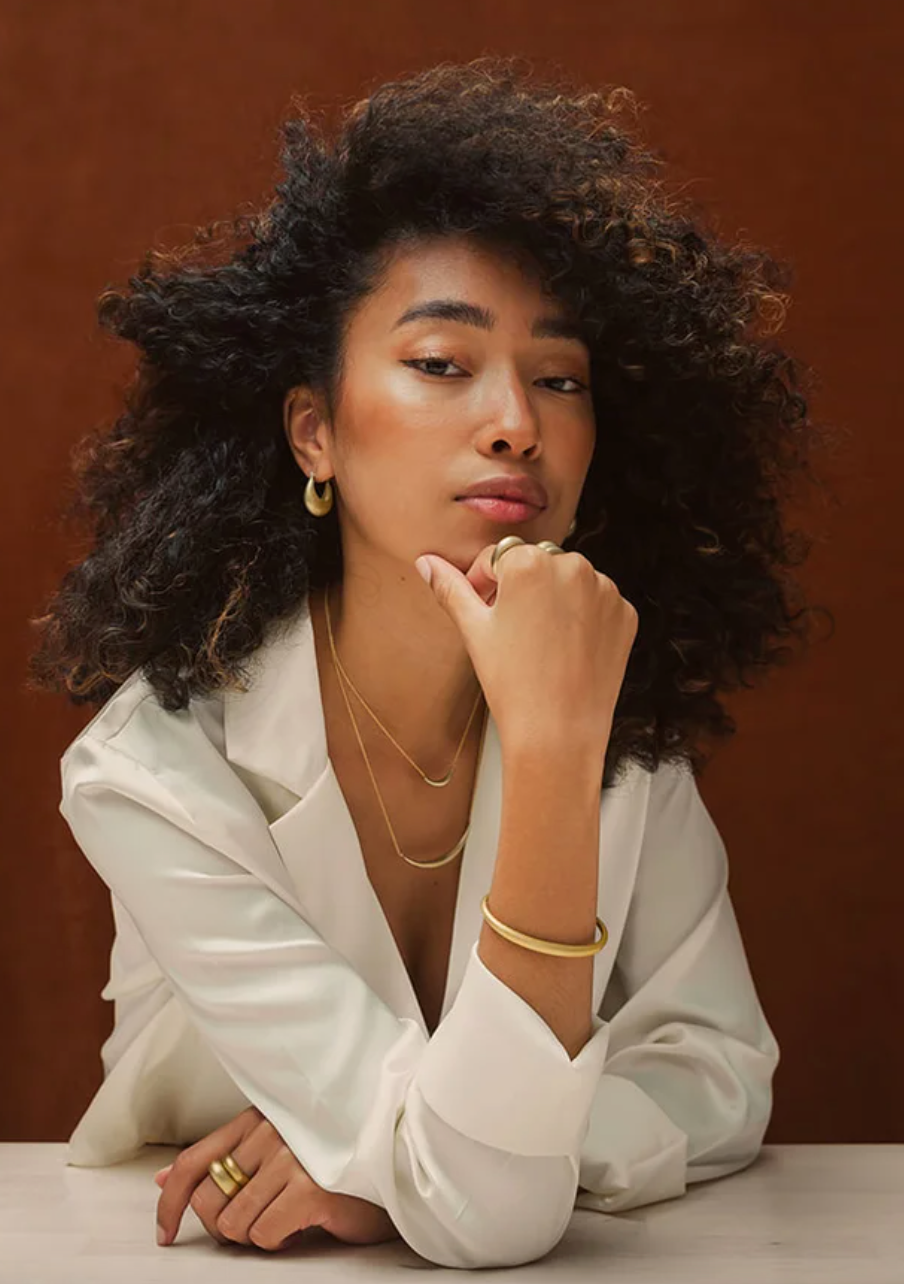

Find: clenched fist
415;539;638;756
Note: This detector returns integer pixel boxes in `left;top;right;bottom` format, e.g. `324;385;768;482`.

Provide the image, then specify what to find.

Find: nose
477;373;542;456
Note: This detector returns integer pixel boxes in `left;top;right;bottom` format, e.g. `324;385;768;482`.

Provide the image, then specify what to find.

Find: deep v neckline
323;707;494;1036
253;594;505;1040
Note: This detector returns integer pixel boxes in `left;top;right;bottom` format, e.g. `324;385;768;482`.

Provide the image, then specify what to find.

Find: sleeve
574;760;781;1214
60;734;612;1270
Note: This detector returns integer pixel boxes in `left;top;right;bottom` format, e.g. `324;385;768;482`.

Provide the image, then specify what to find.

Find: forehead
352;234;583;340
380;234;541;290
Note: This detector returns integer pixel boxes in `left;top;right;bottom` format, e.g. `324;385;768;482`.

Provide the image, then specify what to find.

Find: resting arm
575;760;781;1212
60;733;611;1269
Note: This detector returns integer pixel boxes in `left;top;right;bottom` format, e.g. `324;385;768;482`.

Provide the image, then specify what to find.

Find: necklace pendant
401;824;469;869
422;767;454;788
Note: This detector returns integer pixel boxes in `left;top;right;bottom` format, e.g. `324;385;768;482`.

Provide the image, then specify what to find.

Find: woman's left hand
154;1105;399;1250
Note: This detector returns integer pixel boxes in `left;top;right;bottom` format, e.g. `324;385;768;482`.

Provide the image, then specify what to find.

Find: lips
455;474;548;508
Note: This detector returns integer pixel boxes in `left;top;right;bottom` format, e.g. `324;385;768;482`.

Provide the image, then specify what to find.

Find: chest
368;861;461;1035
328;746;475;1036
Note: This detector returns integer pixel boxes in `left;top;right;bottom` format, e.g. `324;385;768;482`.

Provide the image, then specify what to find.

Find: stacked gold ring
207;1152;251;1200
490;535;566;575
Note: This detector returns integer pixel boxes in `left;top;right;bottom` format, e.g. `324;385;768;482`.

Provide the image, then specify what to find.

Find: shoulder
631;754;728;902
602;750;694;814
56;662;303;899
59;667;229;801
61;672;225;760
603;753;713;885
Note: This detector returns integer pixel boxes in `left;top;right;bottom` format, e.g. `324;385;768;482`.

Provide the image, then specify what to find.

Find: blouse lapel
221;598;503;1040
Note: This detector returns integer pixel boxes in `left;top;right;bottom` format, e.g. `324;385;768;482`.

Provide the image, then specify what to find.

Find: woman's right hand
413;541;638;756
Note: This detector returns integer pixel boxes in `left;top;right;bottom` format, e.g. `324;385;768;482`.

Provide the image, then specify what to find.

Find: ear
283;384;333;480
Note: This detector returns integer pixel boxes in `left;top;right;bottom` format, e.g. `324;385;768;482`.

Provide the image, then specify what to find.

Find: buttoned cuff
415;940;610;1156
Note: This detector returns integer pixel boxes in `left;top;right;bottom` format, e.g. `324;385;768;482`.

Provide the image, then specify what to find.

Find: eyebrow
391;298;588;345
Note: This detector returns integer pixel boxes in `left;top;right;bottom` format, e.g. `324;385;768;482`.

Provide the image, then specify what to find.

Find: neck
310;573;484;773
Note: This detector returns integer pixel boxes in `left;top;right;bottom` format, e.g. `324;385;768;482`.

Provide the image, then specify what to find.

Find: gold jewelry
567;517;577;538
208;1152;251;1200
481;895;608;957
304;472;334;516
324;586;482;787
490;535;565;575
221;1154;250;1186
332;647;488;868
320;534;566;871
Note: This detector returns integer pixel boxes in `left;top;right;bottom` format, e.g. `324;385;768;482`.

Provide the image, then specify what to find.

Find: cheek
337;374;457;491
333;415;443;526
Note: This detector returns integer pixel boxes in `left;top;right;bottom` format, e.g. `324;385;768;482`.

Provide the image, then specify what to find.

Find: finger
465;538;569;604
153;1163;174;1187
156;1108;259;1246
189;1123;294;1249
244;1178;328;1252
215;1157;293;1247
195;1132;279;1248
414;553;490;634
463;542;507;604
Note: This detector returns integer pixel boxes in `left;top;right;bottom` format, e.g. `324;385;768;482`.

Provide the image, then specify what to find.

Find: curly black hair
28;55;843;790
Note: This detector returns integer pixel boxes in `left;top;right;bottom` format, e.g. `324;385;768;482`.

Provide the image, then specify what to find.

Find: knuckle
248;1223;274;1250
189;1189;208;1217
559;552;585;577
505;546;541;574
217;1207;242;1237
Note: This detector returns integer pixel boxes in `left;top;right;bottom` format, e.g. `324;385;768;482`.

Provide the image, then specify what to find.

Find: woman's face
286;234;597;576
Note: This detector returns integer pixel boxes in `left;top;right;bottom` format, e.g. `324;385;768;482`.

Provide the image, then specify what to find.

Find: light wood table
0;1144;900;1282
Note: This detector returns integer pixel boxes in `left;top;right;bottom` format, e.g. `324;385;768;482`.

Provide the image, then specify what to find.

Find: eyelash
402;356;587;395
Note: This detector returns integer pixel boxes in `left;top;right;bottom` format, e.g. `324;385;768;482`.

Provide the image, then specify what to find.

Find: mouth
455;496;544;524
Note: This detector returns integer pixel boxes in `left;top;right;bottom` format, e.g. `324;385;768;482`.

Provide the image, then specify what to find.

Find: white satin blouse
59;598;780;1268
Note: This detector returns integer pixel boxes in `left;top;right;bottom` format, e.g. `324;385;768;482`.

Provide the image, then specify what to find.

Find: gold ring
221;1153;251;1188
208;1152;251;1200
490;535;565;575
208;1159;240;1199
490;535;525;574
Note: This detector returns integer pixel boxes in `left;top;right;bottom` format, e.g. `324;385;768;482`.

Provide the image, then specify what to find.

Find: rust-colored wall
3;1;900;1144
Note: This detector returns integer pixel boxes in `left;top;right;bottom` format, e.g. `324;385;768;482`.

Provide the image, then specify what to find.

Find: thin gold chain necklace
323;589;488;869
324;585;484;787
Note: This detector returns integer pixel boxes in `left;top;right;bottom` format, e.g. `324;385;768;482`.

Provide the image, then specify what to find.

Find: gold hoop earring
304;473;334;517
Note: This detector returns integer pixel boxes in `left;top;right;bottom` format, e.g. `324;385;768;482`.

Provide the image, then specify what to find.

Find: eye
402;357;465;378
540;376;588;394
402;358;587;394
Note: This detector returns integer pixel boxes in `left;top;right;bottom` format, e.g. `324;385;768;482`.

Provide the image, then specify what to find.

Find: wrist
499;725;608;788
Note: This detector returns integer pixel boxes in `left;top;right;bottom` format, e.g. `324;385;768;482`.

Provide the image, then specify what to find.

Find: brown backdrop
2;0;901;1144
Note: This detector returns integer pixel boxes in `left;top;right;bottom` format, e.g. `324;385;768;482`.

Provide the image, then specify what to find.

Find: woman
29;58;832;1269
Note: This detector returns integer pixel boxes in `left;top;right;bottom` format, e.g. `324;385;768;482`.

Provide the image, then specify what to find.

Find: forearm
478;734;605;1061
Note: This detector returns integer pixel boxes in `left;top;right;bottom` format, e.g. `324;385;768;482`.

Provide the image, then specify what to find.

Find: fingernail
415;557;432;585
157;1224;168;1246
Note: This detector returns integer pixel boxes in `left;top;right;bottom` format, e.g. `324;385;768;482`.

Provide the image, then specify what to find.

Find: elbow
455;1189;577;1270
395;1156;580;1270
687;1044;778;1184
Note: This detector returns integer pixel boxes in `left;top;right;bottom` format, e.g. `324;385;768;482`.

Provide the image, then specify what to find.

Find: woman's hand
154;1106;399;1250
414;540;638;755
